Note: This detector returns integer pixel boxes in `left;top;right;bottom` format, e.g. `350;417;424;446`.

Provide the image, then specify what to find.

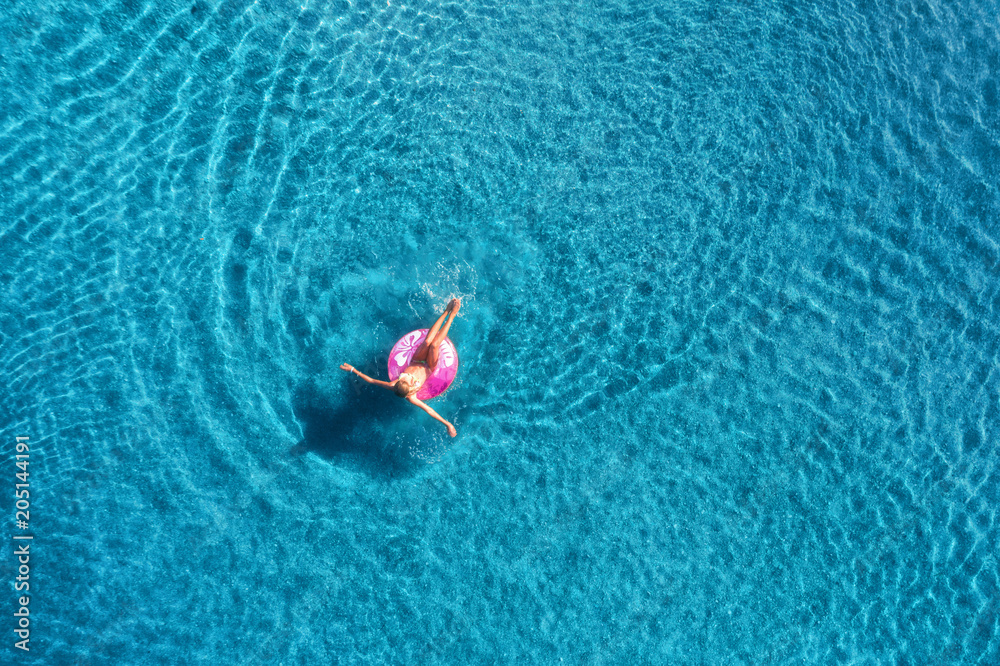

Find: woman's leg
424;301;454;347
429;299;460;346
424;299;460;367
411;300;459;364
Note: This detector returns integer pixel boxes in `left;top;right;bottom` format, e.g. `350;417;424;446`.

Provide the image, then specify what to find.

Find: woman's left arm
340;363;395;389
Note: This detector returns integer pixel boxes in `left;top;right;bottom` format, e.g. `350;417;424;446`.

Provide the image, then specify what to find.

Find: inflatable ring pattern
387;329;458;400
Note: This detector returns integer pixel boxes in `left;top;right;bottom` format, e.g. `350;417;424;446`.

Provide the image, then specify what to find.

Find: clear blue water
1;0;998;662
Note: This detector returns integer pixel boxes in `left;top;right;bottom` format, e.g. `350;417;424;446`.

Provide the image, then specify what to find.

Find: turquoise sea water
2;0;999;662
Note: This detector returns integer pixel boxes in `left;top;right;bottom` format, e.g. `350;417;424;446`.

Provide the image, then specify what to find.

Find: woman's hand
447;423;457;438
340;363;354;373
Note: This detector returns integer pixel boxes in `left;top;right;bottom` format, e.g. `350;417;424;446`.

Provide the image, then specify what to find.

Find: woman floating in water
340;298;461;437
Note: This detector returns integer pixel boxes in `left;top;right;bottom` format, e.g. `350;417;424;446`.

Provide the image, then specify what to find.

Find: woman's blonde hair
393;380;411;398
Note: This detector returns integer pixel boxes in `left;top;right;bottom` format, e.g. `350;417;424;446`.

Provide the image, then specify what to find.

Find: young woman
340;298;461;437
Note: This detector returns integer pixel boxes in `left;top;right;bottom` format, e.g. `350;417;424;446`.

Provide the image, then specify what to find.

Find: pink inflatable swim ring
387;329;459;400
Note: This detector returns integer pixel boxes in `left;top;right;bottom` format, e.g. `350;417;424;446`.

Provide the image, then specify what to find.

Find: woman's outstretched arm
407;397;457;437
340;363;395;389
